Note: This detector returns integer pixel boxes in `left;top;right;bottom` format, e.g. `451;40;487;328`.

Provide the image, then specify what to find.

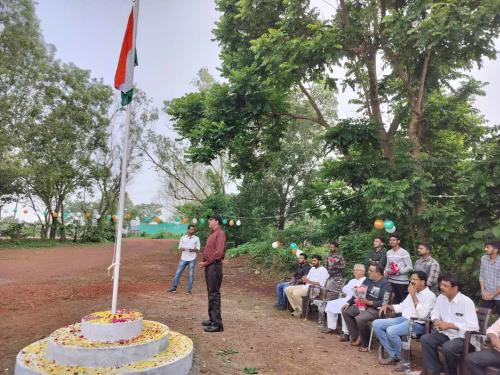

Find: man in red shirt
199;214;227;332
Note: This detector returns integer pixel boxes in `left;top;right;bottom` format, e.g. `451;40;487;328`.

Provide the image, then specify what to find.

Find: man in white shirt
420;275;479;375
168;224;201;295
322;264;366;341
373;270;436;368
285;254;330;317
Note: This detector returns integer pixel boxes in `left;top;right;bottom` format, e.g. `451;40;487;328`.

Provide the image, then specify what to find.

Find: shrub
79;224;115;243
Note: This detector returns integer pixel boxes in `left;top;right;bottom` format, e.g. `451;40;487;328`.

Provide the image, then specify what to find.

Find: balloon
181;218;189;224
291;249;297;255
106;214;112;221
154;216;162;224
385;226;396;234
112;215;118;222
43;210;48;216
199;218;206;225
52;212;59;218
175;217;180;223
374;219;385;230
95;214;101;219
222;218;228;225
272;241;279;249
143;216;151;223
23;208;28;214
84;212;92;219
236;219;241;226
384;219;395;230
13;208;17;213
229;219;235;226
296;250;304;258
290;243;298;250
124;213;132;221
192;218;198;224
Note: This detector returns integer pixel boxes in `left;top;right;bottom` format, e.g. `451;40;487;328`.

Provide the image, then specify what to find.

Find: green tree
20;62;112;239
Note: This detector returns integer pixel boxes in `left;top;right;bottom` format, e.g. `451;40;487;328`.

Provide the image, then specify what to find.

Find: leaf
244;368;259;374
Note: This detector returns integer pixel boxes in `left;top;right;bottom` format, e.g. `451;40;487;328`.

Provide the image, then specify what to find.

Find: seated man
341;263;392;351
420;275;479;375
465;317;500;375
274;252;311;310
373;270;436;370
322;263;366;341
285;254;330;317
311;241;346;326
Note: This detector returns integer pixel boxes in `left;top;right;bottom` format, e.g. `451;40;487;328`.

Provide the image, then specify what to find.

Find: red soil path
0;238;403;374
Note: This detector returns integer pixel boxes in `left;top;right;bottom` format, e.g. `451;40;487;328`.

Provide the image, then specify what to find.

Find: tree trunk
381;131;395;163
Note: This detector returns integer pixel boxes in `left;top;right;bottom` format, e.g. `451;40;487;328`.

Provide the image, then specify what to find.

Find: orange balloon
124;213;132;221
112;215;118;222
52;212;58;218
229;219;235;226
23;208;29;214
374;219;385;230
85;212;92;219
154;216;161;224
181;218;189;224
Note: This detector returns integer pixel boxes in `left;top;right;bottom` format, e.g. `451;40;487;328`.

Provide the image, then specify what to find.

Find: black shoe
201;320;213;327
204;324;224;333
339;334;350;342
167;288;177;293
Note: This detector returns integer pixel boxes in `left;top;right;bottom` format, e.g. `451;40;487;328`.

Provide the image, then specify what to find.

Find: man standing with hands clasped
200;215;227;333
168;224;200;295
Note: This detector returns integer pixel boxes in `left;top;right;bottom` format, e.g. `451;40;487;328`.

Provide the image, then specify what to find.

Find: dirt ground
0;238;413;374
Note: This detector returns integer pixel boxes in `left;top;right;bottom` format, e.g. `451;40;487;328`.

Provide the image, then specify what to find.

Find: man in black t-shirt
274;253;311;310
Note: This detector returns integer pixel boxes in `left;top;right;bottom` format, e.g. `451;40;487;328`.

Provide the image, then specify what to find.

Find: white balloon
272;241;279;249
95;214;101;219
192;218;198;224
295;250;304;258
236;219;241;226
385;226;396;233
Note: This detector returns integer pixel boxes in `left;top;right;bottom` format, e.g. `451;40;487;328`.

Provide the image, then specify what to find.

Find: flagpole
112;0;140;315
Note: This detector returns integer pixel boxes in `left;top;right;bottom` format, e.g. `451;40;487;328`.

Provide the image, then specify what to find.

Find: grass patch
0;239;109;249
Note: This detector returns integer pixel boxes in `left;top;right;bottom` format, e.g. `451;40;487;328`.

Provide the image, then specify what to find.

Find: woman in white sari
322;264;366;340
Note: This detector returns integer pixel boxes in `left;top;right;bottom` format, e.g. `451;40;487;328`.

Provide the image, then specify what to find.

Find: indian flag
114;6;138;106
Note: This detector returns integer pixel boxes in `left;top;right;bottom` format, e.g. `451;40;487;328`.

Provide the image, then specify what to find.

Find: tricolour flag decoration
114;7;138;106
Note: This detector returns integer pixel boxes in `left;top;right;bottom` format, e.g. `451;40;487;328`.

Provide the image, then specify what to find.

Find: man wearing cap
199;214;227;333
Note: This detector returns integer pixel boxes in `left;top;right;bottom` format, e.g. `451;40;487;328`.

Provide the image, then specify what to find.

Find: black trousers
479;299;500;314
421;330;465;375
341;305;379;347
390;282;409;304
205;260;223;327
466;348;500;375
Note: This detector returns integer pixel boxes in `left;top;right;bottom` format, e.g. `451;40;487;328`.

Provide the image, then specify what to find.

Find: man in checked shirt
479;240;500;313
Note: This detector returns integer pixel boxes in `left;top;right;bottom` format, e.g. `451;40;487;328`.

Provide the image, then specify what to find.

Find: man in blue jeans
168;224;200;295
373;270;436;370
274;253;310;310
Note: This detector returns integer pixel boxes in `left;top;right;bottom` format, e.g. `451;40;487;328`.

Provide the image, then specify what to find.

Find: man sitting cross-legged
274;253;311;310
285;254;330;317
420;275;479;375
341;263;392;351
373;270;436;370
322;264;366;341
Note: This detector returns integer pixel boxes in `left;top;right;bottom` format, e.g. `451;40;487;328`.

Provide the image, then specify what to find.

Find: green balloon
222;218;228;225
106;214;111;221
290;243;298;250
384;219;395;230
200;218;206;224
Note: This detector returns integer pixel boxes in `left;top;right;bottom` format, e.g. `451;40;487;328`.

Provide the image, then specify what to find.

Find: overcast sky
35;0;500;206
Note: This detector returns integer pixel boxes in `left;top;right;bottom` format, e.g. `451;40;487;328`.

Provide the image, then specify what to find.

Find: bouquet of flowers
389;261;400;275
354;285;368;311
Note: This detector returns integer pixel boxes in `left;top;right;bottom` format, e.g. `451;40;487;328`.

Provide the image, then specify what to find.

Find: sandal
358;347;369;352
